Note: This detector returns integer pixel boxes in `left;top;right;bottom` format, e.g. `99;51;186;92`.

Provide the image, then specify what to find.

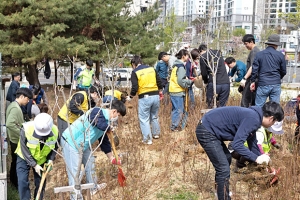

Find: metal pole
292;31;299;83
252;0;256;35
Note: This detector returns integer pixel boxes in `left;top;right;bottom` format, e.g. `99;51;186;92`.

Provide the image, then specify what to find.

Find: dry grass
36;85;300;200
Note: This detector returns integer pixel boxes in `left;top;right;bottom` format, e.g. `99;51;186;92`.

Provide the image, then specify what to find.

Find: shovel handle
35;164;50;200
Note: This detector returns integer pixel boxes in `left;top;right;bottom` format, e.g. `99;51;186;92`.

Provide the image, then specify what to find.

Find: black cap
158;52;170;60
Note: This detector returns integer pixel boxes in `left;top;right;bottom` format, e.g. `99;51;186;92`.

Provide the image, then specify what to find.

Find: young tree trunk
27;63;40;85
70;59;74;83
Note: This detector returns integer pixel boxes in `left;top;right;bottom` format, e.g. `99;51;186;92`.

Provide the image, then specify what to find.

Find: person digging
15;113;59;200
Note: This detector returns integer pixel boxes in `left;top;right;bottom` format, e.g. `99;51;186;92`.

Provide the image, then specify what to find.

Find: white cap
34;113;53;136
267;121;284;135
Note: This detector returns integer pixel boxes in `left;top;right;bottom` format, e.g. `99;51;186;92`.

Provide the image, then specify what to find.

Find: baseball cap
34;113;53;136
158;52;171;60
267;121;284;135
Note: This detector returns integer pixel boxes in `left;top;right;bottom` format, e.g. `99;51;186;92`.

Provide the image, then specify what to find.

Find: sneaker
90;183;107;196
153;135;160;139
142;140;153;145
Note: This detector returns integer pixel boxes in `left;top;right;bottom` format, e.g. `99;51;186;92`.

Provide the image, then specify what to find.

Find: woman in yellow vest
169;49;194;131
15;113;59;200
57;86;99;134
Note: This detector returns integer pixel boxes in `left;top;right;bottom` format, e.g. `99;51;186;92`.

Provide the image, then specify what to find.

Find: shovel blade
118;168;126;187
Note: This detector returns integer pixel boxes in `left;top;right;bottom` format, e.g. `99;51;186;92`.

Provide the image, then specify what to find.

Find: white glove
256;154;271;165
240;78;246;87
34;164;44;176
230;77;235;83
126;96;131;101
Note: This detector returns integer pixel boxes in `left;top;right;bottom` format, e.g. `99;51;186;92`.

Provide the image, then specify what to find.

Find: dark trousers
196;124;231;200
206;82;230;108
241;79;256;107
9;141;18;188
17;156;46;200
57;116;68;136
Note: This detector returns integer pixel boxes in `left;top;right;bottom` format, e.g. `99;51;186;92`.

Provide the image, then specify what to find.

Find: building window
291;8;297;12
244;26;250;29
254;26;257;30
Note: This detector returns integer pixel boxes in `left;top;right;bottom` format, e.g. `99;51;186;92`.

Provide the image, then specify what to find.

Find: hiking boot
142;140;153;145
153;135;160;139
90;183;107;196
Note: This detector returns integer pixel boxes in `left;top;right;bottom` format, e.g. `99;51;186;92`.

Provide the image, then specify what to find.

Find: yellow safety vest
135;66;158;95
169;65;185;93
58;91;89;123
15;122;59;165
78;68;94;87
105;90;122;100
244;128;272;153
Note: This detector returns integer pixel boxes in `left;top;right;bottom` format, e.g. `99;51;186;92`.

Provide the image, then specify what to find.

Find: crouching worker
60;100;126;199
195;101;284;200
15;113;59;200
102;89;126;103
229;121;283;170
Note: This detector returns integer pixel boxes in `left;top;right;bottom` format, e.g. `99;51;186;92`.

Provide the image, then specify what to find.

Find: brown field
12;85;300;200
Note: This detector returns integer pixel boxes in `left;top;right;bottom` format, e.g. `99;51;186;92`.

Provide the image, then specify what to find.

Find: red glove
159;91;164;101
111;157;121;165
190;77;195;81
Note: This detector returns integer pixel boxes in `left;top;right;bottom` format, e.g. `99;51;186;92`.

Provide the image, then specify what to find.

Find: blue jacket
251;46;286;86
229;60;246;82
201;106;263;162
6;80;20;102
29;85;45;104
62;107;111;152
155;60;169;80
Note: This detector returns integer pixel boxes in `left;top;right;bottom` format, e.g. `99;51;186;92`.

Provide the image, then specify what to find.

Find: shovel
181;89;189;130
266;165;280;186
108;131;126;187
35;163;52;200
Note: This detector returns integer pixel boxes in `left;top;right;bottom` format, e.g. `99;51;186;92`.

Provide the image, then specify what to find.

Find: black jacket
200;50;230;85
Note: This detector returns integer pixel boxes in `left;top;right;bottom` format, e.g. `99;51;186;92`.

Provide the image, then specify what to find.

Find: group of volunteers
4;33;299;200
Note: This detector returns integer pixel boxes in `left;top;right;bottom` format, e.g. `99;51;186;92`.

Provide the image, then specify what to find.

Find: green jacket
6;101;24;144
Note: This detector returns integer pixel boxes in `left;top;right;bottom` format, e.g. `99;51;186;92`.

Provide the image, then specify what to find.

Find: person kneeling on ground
102;89;126;103
195;101;284;200
15;113;59;200
60;100;126;199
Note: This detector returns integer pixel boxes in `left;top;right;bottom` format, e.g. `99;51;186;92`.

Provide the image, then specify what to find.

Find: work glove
273;143;281;149
159;91;164;101
45;160;53;172
34;164;44;177
240;78;246;87
111;157;121;165
250;82;256;92
126;96;131;101
190;77;195;81
256;154;271;165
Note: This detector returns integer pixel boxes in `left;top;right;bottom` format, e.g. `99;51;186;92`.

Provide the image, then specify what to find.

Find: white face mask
110;116;118;122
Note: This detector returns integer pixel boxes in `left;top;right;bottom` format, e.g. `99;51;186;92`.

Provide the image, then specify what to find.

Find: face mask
110;116;118;122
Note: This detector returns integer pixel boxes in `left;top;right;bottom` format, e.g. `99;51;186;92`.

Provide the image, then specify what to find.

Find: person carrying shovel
15;113;59;200
195;101;284;200
60;100;126;199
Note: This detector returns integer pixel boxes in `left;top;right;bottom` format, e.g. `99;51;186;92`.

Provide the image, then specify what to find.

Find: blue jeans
17;156;46;200
60;139;97;200
138;95;160;141
103;95;118;103
255;84;281;107
196;124;231;200
170;95;184;130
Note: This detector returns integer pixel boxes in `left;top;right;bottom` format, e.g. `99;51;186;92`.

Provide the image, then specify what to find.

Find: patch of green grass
7;183;19;200
157;189;199;200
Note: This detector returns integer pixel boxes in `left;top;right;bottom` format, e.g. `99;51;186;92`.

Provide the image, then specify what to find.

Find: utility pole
252;0;256;35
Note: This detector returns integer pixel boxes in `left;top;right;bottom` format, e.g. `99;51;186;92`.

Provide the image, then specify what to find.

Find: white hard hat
34;113;53;136
267;121;284;135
